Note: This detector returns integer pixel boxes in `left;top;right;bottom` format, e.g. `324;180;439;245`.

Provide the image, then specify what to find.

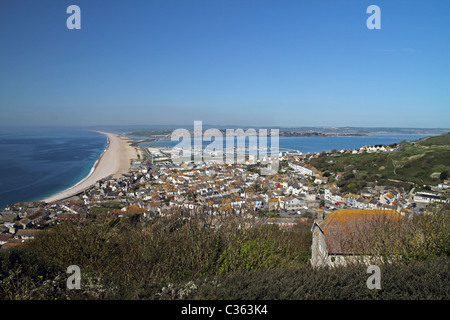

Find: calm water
277;135;431;153
139;134;432;154
0;127;107;210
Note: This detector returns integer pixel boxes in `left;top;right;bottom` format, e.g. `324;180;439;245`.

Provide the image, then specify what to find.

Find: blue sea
0;128;433;210
0;127;107;210
139;134;432;154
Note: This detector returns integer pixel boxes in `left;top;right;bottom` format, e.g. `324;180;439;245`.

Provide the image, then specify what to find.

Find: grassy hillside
309;133;450;192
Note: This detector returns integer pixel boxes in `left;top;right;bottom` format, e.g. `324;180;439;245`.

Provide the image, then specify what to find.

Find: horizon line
0;124;449;130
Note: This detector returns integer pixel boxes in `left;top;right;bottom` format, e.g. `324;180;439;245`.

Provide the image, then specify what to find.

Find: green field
309;133;450;192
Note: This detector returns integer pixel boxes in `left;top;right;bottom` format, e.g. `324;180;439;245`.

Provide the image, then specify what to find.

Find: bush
0;249;67;300
2;207;449;300
185;257;449;300
10;214;311;299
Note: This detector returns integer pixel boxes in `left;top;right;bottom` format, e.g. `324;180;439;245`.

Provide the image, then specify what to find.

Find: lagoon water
278;135;430;153
0;127;107;210
0;129;432;210
140;134;431;154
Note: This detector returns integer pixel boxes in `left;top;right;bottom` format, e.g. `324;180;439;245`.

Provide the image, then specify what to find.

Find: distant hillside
416;132;450;146
309;132;450;192
279;127;449;135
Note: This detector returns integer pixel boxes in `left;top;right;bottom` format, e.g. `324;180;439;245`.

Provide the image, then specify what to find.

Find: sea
0;127;108;210
0;127;433;210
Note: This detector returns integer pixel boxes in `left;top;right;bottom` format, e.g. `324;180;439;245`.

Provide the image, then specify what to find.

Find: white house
288;161;314;176
413;192;446;204
284;198;304;211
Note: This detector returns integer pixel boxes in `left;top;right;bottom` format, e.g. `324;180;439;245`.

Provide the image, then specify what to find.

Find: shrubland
0;205;449;300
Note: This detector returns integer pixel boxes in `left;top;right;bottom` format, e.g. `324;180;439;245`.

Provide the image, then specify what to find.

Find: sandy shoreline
42;131;137;203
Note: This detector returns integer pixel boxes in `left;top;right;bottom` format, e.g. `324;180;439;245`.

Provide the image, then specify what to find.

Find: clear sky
0;0;449;128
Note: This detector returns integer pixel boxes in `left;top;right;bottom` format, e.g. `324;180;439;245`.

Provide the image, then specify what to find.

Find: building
438;180;450;190
310;209;403;268
267;217;301;228
14;229;41;241
413;192;447;204
288;161;315;176
284;197;304;211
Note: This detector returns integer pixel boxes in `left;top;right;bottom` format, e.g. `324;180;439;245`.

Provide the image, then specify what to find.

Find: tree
347;183;358;194
440;171;448;181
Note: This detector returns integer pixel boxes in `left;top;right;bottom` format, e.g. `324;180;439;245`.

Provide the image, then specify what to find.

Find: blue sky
0;0;449;128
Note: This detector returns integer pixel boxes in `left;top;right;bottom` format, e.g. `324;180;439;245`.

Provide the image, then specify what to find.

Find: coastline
42;131;136;203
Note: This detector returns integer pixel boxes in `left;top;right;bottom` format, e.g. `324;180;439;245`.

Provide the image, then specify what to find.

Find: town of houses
1;145;449;252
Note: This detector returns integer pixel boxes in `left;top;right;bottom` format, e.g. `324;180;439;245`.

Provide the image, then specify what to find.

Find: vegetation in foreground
0;206;449;300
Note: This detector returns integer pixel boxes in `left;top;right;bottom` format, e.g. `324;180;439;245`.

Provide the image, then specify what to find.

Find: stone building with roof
310;209;403;267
